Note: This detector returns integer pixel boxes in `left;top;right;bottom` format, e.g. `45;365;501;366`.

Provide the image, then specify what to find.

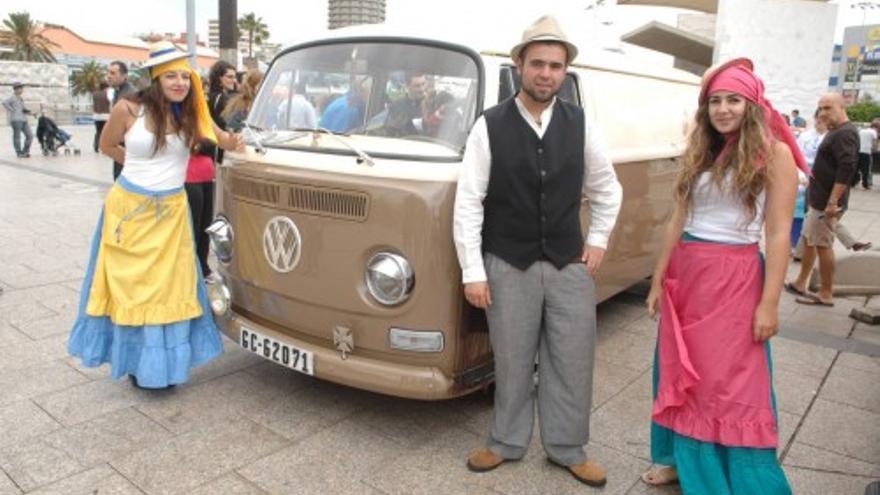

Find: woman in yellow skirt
68;41;244;388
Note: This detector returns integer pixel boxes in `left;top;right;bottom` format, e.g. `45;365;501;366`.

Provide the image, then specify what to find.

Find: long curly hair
222;69;263;121
676;100;774;222
125;75;202;155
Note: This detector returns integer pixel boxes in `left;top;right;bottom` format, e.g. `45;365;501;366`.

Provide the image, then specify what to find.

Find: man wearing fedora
3;83;33;158
453;15;622;487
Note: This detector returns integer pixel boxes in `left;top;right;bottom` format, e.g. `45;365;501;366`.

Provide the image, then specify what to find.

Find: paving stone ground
0;125;877;494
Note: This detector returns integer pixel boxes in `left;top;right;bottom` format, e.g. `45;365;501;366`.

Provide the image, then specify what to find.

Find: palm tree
69;61;105;96
0;11;59;62
237;12;269;60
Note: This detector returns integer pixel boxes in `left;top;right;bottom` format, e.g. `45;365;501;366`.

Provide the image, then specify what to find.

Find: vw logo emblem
262;216;302;273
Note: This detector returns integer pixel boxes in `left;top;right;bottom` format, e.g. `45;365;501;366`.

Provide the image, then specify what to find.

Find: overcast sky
0;0;877;51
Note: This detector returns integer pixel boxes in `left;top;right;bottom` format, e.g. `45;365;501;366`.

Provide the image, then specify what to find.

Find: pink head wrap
701;58;810;175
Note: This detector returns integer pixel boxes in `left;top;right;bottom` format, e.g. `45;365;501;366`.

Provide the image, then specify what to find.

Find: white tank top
120;111;189;190
684;171;766;244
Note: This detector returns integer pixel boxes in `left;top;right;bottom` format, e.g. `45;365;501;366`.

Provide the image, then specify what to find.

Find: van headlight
206;275;231;316
206;216;234;263
365;252;415;305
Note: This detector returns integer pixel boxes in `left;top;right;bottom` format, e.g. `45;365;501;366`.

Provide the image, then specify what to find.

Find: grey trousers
483;252;597;466
11;120;32;155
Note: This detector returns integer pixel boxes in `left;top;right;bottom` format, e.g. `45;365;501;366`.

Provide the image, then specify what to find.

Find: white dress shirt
453;97;623;283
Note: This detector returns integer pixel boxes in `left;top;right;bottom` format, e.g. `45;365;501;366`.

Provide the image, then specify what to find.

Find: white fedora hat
510;15;578;64
142;40;190;69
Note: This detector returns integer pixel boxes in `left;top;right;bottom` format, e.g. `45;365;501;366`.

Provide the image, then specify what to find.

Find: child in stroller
36;114;78;156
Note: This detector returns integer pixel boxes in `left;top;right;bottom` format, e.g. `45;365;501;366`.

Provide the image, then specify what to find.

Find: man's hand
580;245;606;275
824;201;839;221
464;282;492;309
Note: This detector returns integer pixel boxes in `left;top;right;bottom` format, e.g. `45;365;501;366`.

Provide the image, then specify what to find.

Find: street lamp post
853;1;879;27
850;2;880;101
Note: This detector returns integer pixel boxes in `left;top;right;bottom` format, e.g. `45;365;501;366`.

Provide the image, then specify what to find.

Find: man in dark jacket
789;93;858;306
107;61;135;180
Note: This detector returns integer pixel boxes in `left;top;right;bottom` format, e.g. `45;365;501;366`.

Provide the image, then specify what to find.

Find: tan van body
208;28;700;400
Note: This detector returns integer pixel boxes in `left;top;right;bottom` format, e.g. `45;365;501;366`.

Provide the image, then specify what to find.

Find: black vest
482;97;585;270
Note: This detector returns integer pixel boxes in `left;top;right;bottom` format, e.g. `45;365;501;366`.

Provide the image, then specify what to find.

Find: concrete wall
677;12;716;40
0;61;71;125
714;0;837;124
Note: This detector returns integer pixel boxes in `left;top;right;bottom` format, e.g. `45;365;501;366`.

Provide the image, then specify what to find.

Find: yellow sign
869;27;880;41
848;44;861;58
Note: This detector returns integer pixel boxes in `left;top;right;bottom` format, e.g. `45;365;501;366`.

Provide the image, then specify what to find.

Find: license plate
240;327;314;376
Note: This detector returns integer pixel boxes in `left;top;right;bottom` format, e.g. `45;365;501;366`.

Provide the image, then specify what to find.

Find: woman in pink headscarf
641;58;806;493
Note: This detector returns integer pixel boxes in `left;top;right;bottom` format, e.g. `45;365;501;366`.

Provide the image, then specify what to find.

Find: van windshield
248;41;481;159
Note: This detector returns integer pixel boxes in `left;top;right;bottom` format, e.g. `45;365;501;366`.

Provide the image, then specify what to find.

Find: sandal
795;293;834;307
784;282;806;297
853;241;873;252
641;466;678;486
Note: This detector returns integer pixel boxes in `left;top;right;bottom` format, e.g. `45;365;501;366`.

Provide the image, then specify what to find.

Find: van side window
498;65;581;106
499;66;516;103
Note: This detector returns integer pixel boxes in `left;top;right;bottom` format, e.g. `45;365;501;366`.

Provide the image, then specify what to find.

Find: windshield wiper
242;121;267;154
289;127;375;167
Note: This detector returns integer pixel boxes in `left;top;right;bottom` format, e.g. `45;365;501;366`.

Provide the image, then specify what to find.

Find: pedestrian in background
184;60;237;280
207;60;237;163
787;93;859;307
856;119;878;190
792;111;826;248
643;58;804;494
185;141;216;280
68;41;244;389
3;83;33;158
221;69;263;132
791;112;871;258
791;109;806;129
92;81;111;153
107;60;136;179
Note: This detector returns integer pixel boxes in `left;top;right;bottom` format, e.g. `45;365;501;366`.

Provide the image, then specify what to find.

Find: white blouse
684;171;766;244
120;112;189;190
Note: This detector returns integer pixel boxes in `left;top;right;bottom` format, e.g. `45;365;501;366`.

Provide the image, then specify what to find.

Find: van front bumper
215;309;471;400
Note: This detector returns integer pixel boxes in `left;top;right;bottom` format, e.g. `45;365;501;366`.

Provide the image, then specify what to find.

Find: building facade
328;0;386;29
838;24;880;104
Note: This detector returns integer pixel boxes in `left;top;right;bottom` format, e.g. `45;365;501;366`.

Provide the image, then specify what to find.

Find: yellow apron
86;183;202;326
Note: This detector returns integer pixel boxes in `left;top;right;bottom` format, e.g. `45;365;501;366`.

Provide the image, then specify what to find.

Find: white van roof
282;22;700;86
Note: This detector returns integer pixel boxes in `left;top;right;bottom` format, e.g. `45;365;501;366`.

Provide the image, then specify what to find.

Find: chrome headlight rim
365;251;415;306
206;215;234;264
206;274;232;317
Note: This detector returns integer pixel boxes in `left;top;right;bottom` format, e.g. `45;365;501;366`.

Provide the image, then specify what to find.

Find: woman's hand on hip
753;300;779;342
464;282;492;309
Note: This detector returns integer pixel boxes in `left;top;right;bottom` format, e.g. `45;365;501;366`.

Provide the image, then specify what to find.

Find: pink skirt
652;240;779;448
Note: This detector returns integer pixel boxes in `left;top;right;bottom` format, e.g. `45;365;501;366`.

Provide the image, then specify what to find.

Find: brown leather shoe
553;459;607;487
466;447;507;473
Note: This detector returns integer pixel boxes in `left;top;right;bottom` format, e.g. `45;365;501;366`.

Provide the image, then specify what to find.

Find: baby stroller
36;115;78;156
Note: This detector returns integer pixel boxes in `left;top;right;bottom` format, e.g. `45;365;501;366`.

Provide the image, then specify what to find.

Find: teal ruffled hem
650;343;792;495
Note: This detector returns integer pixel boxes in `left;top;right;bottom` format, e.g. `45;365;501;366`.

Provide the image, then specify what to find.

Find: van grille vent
231;177;280;205
287;184;369;221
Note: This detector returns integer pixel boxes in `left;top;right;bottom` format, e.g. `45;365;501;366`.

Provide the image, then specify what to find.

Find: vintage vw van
206;26;699;400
